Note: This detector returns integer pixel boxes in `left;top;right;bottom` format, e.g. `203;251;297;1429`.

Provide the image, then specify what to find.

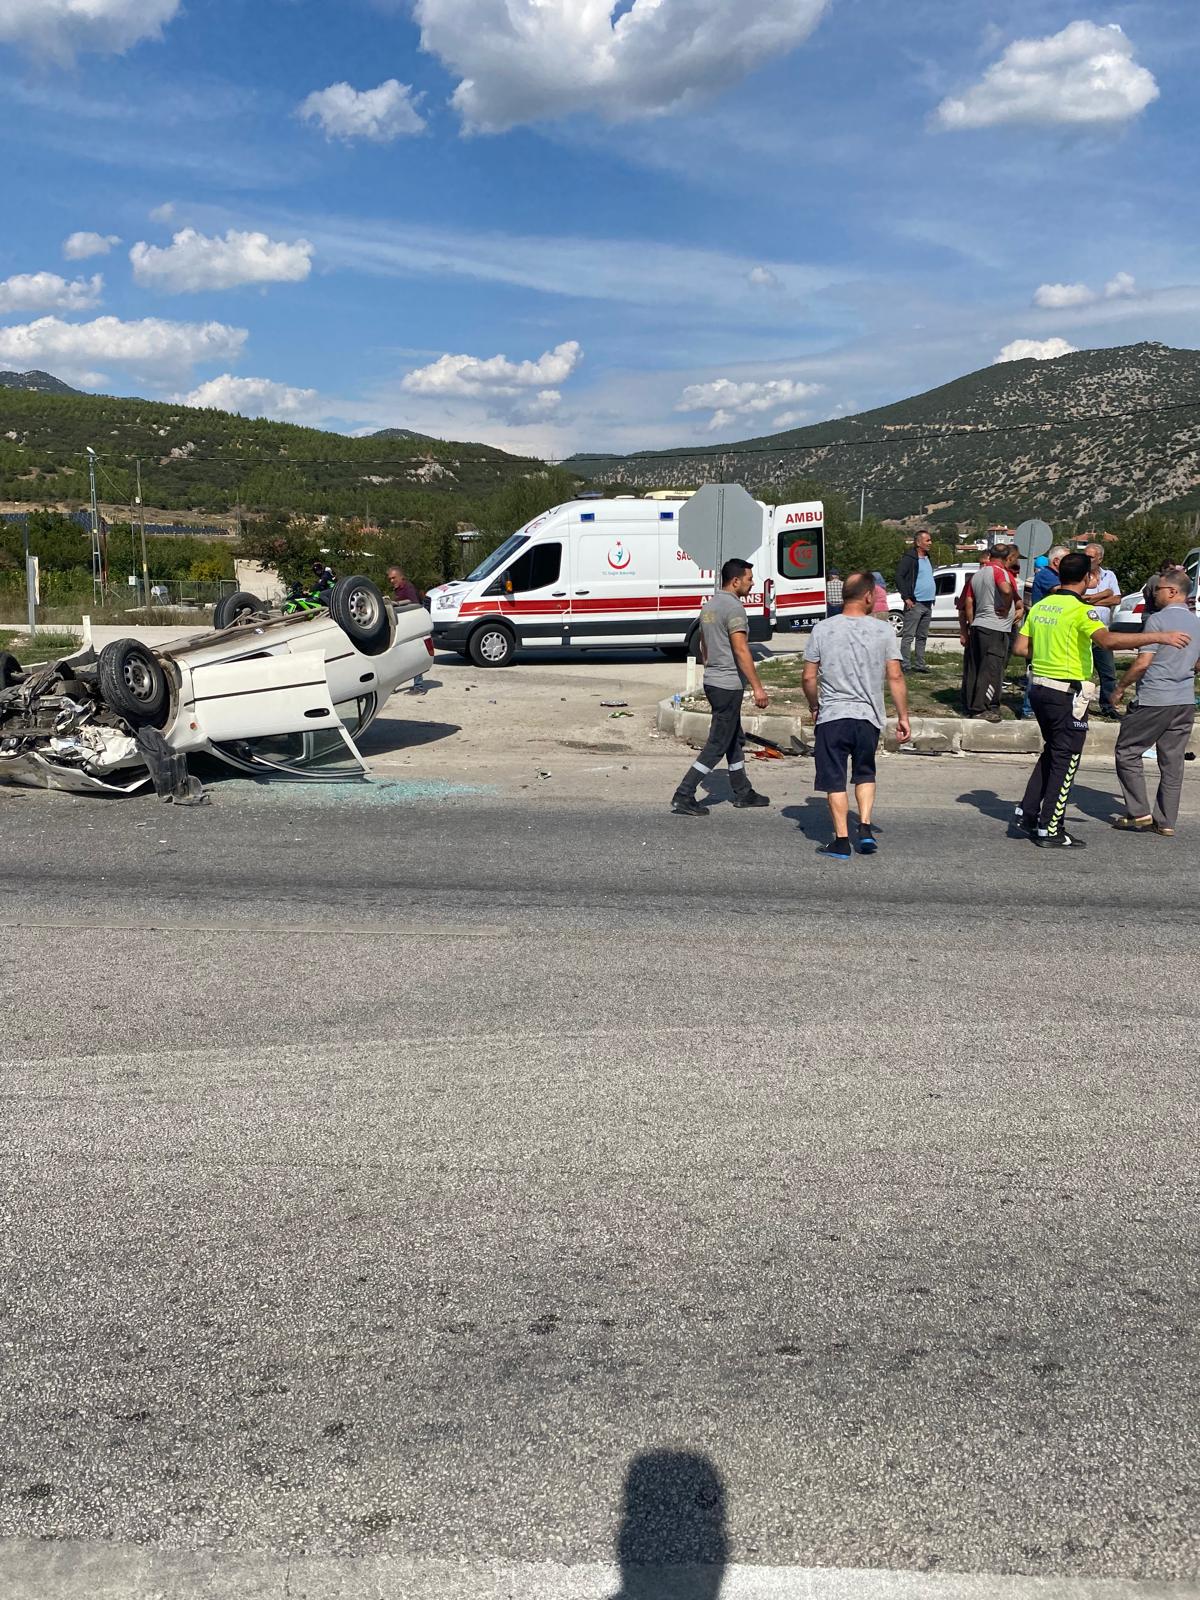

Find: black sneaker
1011;807;1038;837
731;790;770;808
819;837;853;862
1035;830;1087;849
671;795;710;817
856;825;878;855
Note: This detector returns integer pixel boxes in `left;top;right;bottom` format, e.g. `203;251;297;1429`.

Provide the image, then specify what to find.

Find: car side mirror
504;578;514;595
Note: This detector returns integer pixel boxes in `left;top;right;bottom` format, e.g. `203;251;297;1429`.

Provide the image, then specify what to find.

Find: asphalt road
0;765;1197;1599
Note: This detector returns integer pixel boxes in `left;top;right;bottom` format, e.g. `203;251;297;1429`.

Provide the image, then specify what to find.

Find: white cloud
1033;281;1095;309
179;374;320;421
0;0;180;61
149;202;176;224
63;231;121;260
0;271;103;314
936;21;1158;131
401;340;582;417
0;315;247;384
283;209;834;319
748;265;780;289
994;337;1078;364
1033;271;1138;309
299;79;425;142
413;0;829;132
675;376;823;431
129;228;314;293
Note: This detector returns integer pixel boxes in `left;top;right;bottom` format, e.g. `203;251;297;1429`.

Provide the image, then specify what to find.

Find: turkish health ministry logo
607;541;633;571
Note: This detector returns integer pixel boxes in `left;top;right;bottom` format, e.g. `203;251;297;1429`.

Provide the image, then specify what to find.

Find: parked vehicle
0;577;433;796
425;494;827;665
1111;549;1200;632
887;563;981;633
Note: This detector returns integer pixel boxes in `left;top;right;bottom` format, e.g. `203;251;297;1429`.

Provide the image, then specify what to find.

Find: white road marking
0;1548;1194;1600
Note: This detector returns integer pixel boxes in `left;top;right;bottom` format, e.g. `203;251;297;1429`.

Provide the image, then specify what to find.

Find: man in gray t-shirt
1112;572;1200;834
802;571;910;860
961;552;1020;721
671;559;771;818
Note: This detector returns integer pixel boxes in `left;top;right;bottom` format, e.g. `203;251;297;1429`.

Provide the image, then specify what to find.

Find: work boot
731;789;770;809
671;792;709;817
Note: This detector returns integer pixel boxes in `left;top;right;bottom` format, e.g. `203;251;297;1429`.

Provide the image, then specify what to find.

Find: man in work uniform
671;558;770;817
1011;551;1190;848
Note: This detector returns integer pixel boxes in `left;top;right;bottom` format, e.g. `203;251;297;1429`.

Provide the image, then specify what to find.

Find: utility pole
136;460;149;608
86;446;103;606
21;514;36;636
859;483;866;525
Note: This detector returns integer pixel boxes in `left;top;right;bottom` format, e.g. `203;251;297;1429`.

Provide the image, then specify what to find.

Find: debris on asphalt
608;710;634;719
537;769;552;780
600;700;629;708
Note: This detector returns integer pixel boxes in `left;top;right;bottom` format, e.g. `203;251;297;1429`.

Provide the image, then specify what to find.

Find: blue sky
1;0;1197;458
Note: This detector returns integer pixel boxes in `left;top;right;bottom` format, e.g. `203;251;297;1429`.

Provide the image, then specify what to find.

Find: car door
189;650;342;741
487;537;569;647
931;568;963;629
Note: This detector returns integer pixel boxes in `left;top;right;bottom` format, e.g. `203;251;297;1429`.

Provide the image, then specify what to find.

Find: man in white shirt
1084;541;1122;718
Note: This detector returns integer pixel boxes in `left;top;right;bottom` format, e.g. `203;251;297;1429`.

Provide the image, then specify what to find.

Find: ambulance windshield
466;533;528;583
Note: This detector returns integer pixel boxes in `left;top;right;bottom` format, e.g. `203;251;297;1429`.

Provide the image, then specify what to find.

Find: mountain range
4;343;1200;527
570;342;1200;527
0;385;539;522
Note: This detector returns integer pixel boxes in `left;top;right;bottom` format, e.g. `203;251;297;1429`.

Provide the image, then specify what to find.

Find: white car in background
0;576;433;799
1111;547;1200;633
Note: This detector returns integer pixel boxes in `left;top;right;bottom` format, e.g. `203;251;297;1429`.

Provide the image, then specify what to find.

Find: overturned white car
0;576;433;800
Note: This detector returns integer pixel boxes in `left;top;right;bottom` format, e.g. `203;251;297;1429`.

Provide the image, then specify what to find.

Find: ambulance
426;493;826;665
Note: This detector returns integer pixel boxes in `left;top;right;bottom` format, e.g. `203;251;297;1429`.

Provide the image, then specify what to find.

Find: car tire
213;591;268;629
0;650;23;689
468;621;515;667
97;638;170;727
329;576;391;655
889;609;904;634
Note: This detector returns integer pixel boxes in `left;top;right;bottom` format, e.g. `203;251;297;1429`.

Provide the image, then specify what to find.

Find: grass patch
0;629;84;663
757;649;1029;720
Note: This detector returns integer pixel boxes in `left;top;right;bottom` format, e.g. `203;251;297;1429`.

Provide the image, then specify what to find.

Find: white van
426;494;826;666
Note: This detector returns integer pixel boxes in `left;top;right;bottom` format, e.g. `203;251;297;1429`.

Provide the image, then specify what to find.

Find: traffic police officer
1011;550;1190;848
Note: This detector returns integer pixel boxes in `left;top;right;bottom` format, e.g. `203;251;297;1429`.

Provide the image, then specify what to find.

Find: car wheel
213;590;268;629
0;651;23;689
889;609;904;635
97;638;169;727
329;576;391;654
468;622;515;667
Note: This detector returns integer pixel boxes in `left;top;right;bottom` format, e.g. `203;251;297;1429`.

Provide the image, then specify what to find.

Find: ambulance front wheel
468;622;516;667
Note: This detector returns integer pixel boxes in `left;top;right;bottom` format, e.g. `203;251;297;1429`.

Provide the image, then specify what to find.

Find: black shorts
813;717;880;792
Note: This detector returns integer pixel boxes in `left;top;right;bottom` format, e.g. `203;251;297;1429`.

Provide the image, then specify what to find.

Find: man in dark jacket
895;529;935;672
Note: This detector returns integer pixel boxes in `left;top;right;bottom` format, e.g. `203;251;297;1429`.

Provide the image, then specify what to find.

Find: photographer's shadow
611;1450;728;1600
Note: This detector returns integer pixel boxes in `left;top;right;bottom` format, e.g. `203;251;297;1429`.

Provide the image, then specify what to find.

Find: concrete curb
657;697;1200;762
